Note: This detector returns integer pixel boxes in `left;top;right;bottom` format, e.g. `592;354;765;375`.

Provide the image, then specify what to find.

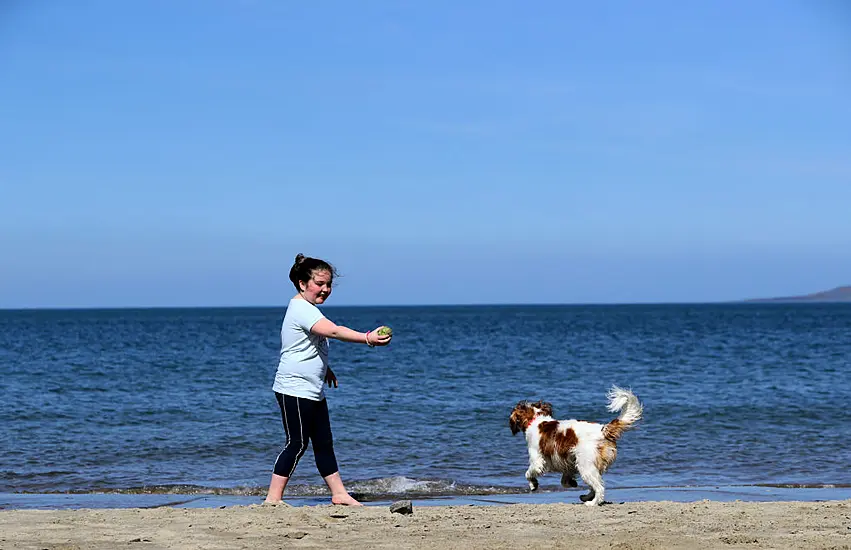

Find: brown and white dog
509;386;643;506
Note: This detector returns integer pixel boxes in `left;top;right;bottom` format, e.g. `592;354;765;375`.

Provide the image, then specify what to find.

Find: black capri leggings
272;392;339;478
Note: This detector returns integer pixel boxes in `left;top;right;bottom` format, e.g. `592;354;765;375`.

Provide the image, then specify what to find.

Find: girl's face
299;269;333;304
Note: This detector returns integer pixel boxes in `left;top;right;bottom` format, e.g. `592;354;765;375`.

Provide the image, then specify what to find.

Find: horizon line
3;300;849;312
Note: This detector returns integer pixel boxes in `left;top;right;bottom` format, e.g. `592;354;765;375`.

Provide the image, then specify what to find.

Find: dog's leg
525;467;540;491
526;461;544;491
526;449;545;491
560;471;578;488
576;462;605;506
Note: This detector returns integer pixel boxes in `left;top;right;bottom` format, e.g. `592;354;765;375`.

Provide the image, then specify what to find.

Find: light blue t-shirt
271;298;329;401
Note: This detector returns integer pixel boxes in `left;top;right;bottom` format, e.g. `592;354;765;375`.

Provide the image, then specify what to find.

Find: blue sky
1;0;849;307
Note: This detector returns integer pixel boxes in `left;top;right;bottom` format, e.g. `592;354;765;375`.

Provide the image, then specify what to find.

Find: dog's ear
509;414;521;435
509;401;529;435
533;400;553;417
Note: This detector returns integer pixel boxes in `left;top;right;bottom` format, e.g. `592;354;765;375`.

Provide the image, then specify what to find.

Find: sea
2;304;850;510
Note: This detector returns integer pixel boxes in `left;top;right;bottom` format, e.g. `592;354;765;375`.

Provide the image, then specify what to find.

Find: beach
3;499;850;550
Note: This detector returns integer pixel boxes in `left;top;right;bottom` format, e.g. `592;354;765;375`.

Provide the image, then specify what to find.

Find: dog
509;386;643;506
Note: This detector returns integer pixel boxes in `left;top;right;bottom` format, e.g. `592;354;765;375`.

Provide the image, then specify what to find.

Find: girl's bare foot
331;493;363;506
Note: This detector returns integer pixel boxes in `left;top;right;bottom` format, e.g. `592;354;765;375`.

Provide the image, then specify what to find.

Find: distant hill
745;285;851;303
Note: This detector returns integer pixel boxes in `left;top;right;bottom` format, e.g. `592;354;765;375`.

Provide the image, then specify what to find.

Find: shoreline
4;484;851;511
2;499;850;549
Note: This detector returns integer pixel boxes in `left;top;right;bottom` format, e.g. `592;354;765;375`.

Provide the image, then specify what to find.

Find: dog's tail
602;386;643;441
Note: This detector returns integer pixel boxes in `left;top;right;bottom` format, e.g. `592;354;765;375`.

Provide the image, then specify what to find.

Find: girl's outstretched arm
310;318;392;346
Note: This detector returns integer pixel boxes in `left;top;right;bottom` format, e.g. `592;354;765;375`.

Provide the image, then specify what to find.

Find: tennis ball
376;326;393;337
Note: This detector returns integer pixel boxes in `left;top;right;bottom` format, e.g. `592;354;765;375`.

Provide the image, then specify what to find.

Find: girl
264;254;392;506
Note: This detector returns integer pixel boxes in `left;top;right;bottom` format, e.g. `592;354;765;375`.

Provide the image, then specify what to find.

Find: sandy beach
2;499;850;550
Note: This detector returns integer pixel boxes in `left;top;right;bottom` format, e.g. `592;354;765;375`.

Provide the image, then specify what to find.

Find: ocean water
2;304;850;507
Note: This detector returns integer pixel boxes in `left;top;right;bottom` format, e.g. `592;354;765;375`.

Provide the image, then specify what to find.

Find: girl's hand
325;368;338;388
367;327;392;347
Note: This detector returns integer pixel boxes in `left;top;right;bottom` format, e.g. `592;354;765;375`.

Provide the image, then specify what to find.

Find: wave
14;477;526;500
10;477;850;500
751;483;850;489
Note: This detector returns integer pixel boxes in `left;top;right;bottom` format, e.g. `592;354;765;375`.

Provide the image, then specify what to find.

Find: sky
1;0;850;307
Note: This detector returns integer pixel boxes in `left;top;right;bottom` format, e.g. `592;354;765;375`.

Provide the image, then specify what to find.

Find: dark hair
289;253;338;291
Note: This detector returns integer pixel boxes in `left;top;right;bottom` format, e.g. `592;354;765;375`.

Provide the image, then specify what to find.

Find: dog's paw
560;473;577;488
579;492;594;502
584;499;602;507
528;479;539;491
